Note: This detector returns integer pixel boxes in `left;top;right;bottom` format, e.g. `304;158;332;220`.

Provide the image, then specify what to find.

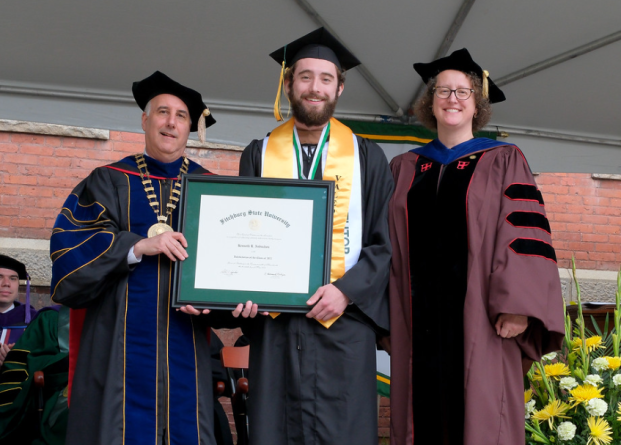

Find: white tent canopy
1;0;620;173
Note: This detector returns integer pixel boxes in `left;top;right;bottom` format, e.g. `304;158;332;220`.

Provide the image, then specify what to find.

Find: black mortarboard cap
414;48;506;103
269;28;360;121
132;71;216;138
269;27;361;71
0;254;28;280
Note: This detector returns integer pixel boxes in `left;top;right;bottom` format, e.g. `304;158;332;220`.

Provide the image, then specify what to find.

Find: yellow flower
524;389;533;403
531;400;571;429
587;416;612;445
569;385;605;406
605;356;621;370
572;336;605;352
617;402;621;422
533;363;571;381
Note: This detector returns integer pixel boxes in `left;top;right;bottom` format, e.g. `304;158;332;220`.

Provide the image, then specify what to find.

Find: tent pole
492;125;621;148
292;0;403;116
496;30;621;87
407;0;477;116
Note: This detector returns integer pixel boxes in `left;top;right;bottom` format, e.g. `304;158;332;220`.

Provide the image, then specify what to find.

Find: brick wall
0;130;242;240
1;129;619;270
2;128;621;444
537;173;621;271
378;396;390;444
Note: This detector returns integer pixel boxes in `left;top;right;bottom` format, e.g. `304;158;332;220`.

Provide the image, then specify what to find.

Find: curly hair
414;72;492;133
283;61;346;91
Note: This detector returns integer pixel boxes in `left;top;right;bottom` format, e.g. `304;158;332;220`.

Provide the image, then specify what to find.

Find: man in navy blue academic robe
50;71;219;445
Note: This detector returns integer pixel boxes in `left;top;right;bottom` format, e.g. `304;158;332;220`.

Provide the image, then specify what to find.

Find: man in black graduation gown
50;71;219;445
224;28;392;445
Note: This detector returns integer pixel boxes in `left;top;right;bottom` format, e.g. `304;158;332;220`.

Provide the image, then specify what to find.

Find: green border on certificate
172;175;334;312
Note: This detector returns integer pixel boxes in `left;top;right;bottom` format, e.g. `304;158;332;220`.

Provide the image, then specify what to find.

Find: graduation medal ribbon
263;117;354;328
135;154;189;238
293;122;330;180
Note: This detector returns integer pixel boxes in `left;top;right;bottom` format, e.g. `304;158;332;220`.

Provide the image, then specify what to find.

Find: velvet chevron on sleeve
50;155;218;445
388;142;564;445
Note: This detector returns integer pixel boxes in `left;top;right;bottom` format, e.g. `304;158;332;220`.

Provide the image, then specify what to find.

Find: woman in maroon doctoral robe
388;49;565;445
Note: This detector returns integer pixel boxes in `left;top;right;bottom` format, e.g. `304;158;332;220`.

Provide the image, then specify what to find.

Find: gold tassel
274;61;286;121
283;68;291;120
198;108;210;143
482;70;489;99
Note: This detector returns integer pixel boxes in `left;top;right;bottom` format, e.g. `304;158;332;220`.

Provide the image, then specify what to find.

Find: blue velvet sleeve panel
50;166;143;308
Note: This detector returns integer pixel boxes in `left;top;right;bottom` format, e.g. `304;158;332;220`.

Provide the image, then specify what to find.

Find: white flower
560;377;578;391
557;421;577;441
525;399;537;419
542;352;557;361
592;357;610;372
584;374;603;387
613;374;621;386
586;398;608;416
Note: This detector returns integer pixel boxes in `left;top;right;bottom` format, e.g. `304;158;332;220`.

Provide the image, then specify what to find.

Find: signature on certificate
265;272;286;279
220;269;238;276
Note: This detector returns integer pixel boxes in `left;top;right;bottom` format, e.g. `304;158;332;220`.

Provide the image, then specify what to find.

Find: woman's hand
495;314;528;338
377;336;391;355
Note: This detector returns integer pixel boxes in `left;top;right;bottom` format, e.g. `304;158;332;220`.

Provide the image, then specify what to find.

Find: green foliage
524;261;621;444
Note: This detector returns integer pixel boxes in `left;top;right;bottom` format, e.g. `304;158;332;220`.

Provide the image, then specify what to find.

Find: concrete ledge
560;268;619;303
1;237;618;302
592;174;621;181
0;118;244;152
186;139;244;152
0;119;109;140
0;237;51;286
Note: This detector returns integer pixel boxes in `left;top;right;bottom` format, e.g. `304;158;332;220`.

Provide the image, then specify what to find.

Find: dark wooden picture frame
172;175;334;312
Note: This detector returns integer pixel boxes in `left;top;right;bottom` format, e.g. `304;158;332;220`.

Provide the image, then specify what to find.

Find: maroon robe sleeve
387;152;418;445
486;146;565;360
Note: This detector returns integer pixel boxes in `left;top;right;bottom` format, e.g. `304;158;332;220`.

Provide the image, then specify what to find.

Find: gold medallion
135;154;189;238
148;222;174;238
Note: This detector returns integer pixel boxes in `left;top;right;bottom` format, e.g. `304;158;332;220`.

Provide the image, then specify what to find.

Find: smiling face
285;58;344;130
0;268;19;311
432;70;477;136
142;94;191;163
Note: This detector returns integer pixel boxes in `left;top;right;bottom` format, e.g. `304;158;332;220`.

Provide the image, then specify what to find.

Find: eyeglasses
433;87;474;101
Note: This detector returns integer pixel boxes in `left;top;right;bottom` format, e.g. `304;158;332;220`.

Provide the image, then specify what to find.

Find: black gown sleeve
239;140;263;177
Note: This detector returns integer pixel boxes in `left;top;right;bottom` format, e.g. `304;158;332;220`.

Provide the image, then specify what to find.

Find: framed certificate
172;175;334;312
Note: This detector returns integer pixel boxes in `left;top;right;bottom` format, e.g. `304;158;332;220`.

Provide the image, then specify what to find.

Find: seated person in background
0;305;69;445
0;254;38;366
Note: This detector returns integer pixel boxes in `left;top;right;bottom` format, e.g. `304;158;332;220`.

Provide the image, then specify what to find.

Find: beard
288;86;339;128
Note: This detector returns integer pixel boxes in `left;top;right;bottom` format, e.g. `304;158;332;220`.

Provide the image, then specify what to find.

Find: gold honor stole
263;117;354;328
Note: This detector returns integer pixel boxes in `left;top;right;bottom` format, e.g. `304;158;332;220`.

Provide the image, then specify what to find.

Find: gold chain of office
134;154;189;238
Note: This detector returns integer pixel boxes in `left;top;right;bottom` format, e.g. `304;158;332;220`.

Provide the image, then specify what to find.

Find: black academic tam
132;71;216;132
269;27;361;71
